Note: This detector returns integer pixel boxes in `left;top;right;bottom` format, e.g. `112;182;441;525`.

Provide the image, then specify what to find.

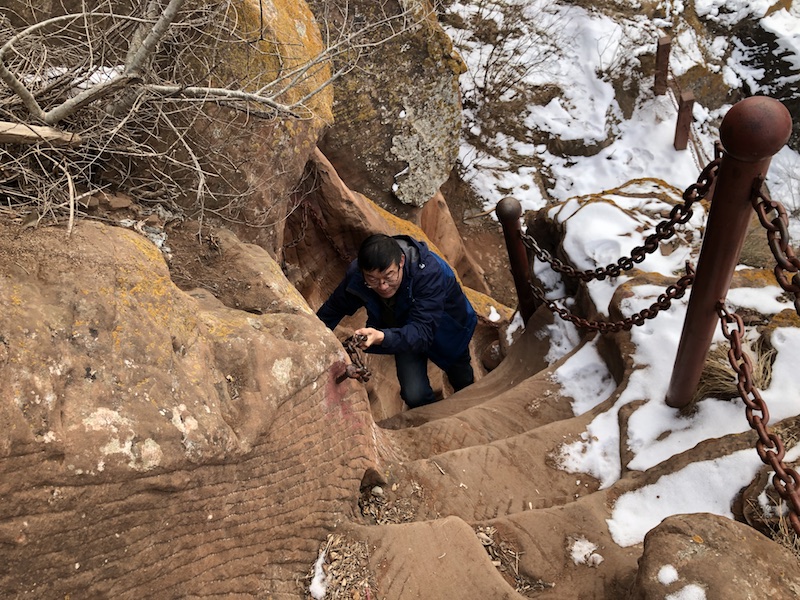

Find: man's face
363;255;405;298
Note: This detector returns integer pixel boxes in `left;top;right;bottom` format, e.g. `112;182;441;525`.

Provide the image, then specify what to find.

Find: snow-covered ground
447;0;799;234
444;0;800;557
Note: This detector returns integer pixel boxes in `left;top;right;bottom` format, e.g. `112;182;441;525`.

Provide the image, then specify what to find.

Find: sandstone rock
168;223;315;316
481;339;503;371
281;148;511;417
95;191;133;210
174;0;334;256
2;183;798;599
0;220;378;597
6;3;798;598
282;148;399;308
629;513;800;599
352;516;526;599
740;211;781;268
284;148;507;323
419;190;492;295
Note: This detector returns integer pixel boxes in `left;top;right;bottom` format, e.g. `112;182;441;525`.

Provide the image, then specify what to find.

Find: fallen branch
0;121;83;146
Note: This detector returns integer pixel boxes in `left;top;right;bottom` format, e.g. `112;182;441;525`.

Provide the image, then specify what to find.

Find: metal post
666;96;792;408
674;91;695;151
497;197;537;323
655;36;671;96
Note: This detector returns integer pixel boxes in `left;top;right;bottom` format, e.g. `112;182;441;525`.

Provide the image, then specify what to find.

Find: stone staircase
329;306;635;598
316;294;791;599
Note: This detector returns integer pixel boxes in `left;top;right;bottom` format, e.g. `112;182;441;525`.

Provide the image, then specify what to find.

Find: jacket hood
394;235;431;276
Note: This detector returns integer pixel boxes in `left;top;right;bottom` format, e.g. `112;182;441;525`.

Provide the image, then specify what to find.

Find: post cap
720;96;792;162
496;196;522;222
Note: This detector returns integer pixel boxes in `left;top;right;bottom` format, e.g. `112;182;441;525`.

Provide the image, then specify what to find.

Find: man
317;233;477;408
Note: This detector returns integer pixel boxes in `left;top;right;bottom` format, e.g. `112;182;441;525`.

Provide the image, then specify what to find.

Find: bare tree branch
125;0;186;77
0;0;431;233
145;84;304;118
0;12;150;124
45;75;134;125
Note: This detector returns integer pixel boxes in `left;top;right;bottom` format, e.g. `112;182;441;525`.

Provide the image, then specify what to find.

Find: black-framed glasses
363;266;401;288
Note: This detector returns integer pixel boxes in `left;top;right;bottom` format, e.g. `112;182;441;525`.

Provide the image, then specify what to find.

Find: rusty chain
282;196;309;251
336;334;372;384
306;202;353;263
284;196;353;262
528;263;694;333
716;302;800;534
740;176;800;534
751;179;800;314
521;153;720;282
518;151;721;332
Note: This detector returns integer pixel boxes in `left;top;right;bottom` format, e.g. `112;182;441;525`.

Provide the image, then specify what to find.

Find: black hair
358;234;402;272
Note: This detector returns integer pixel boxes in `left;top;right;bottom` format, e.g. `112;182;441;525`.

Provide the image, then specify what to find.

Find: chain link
528;263;694;333
306;202;353;263
751;179;800;314
336;334;372;384
716;302;800;534
283;197;309;250
522;154;720;282
284;194;353;263
745;172;800;534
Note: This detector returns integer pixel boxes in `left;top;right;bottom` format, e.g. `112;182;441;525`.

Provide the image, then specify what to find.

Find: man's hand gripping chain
335;334;372;384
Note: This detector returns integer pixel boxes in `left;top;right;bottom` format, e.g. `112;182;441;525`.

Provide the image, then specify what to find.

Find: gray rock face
309;0;465;211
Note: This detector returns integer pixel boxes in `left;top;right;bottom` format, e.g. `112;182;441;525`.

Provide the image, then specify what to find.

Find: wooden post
654;36;671;96
497;197;538;324
666;96;792;408
673;91;695;151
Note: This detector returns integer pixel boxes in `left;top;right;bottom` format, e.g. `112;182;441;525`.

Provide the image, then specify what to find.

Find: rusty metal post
674;91;695;150
666;96;792;408
497;197;537;323
655;36;671;96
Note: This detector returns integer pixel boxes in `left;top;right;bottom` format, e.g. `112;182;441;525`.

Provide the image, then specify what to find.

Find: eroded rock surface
0;220;377;598
2;171;799;600
177;0;335;255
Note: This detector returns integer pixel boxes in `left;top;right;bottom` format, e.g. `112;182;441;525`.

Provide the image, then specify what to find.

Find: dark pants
395;348;474;409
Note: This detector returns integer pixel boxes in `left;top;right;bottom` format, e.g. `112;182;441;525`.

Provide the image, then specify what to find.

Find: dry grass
742;418;800;560
773;508;800;561
474;525;553;597
749;497;800;562
691;339;775;406
302;533;378;600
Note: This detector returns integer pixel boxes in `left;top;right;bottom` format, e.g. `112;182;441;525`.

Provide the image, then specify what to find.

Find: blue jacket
317;236;477;369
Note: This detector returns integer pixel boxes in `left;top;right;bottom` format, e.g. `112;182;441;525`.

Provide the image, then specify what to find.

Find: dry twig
0;0;431;232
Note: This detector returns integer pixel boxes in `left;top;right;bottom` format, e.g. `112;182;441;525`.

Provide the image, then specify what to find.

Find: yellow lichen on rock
207;0;333;125
466;288;515;323
0;219;340;473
